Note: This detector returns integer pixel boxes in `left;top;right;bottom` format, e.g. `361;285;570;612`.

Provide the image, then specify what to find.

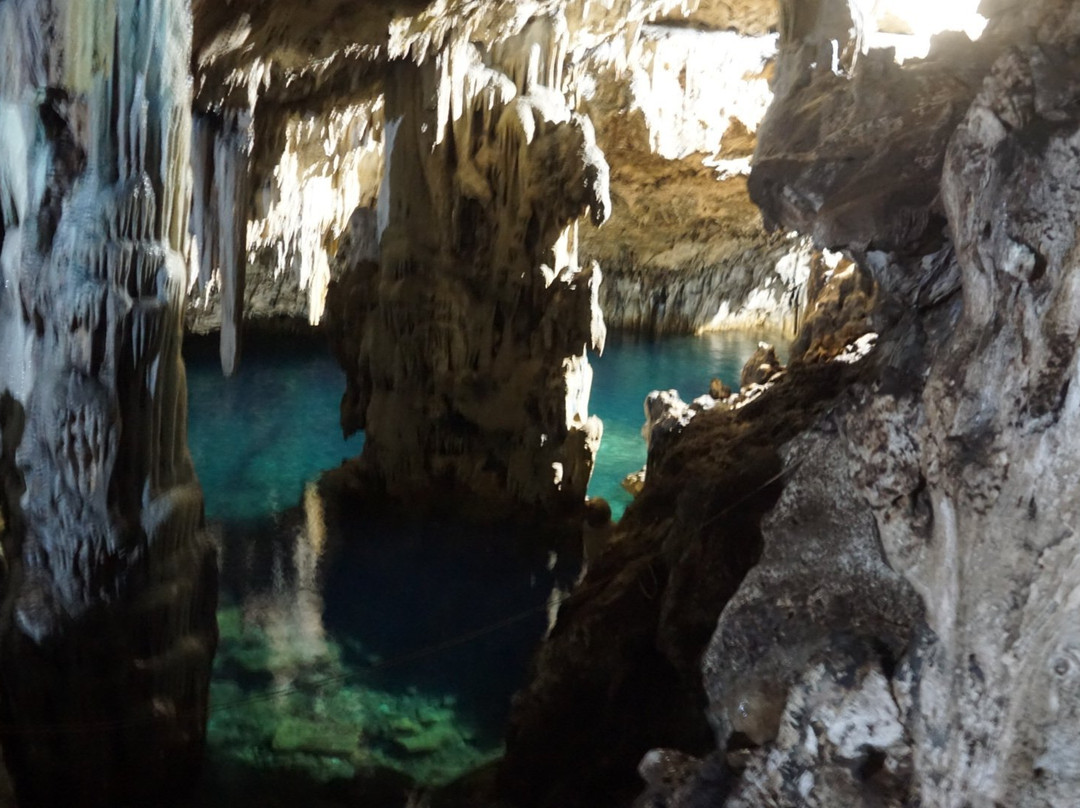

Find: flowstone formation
327;19;610;520
498;1;1080;807
186;99;385;351
0;1;217;806
578;5;814;337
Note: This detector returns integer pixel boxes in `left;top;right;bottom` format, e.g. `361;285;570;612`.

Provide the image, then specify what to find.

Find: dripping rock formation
186;0;813;345
325;22;609;520
0;1;217;806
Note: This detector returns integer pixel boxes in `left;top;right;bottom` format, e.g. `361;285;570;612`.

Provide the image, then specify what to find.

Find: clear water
183;336;364;521
182;328;771;801
588;330;776;520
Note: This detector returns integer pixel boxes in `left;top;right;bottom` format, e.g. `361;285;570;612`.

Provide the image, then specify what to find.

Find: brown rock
709;378;732;400
739;343;783;388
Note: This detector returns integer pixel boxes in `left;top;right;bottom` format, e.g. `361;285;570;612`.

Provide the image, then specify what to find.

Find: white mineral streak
0;0;215;801
247;102;384;326
630;27;776;162
0;102;29;228
331;7;615;514
376;115;401;241
578;12;812;337
189;110;252;375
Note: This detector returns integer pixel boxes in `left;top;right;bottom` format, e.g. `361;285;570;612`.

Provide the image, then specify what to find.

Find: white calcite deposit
0;1;217;806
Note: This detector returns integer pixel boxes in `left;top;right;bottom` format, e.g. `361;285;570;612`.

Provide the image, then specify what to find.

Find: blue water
181;328;771;800
183;335;363;521
184;330;768;524
588;330;772;519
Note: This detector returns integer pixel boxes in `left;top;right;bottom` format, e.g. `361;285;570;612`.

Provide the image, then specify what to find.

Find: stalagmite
0;1;217;805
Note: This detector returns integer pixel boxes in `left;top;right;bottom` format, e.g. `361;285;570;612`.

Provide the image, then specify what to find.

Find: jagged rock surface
736;5;1080;803
587;3;1080;808
896;18;1080;805
500;3;1080;808
0;2;217;805
579;17;814;337
500;351;874;808
750;1;998;252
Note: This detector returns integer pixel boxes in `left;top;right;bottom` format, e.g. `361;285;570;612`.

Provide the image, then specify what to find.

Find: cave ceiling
191;0;780;111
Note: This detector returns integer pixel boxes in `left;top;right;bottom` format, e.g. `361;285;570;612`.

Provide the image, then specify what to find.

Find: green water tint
209;601;499;789
183;333;364;522
183;328;773;798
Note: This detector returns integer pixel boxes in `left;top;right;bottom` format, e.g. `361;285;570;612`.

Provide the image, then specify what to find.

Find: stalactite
189;109;251;375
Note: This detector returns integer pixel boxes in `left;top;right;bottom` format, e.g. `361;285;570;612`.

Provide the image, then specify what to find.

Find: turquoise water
182;328;770;801
588;330;773;519
183;335;363;521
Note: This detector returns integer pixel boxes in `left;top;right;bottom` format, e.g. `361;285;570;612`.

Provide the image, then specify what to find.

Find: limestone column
0;1;217;805
329;18;610;522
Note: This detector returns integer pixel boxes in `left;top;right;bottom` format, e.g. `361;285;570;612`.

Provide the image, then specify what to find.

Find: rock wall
899;19;1080;804
498;2;1080;807
325;20;610;520
578;11;814;337
500;347;877;807
0;1;217;805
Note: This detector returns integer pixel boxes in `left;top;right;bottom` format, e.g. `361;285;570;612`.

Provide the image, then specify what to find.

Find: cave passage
179;328;771;803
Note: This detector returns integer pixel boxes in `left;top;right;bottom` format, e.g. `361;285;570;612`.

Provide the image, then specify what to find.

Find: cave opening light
870;0;988;63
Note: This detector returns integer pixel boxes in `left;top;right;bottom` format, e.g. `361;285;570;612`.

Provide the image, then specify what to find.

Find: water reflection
182;328;779;804
205;482;567;798
236;482;332;697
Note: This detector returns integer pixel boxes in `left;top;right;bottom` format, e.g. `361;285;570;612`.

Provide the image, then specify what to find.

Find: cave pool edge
178;326;780;804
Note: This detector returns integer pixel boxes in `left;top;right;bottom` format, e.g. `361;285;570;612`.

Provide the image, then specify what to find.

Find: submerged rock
272;718;364;758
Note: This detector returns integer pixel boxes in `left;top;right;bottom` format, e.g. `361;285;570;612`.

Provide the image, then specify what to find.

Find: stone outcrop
500;348;875;807
750;1;997;252
735;7;1080;801
0;1;217;806
894;19;1080;804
